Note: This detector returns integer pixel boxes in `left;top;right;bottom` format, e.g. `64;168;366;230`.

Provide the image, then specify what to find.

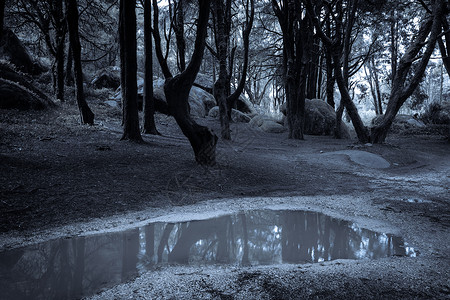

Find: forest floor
0;99;449;299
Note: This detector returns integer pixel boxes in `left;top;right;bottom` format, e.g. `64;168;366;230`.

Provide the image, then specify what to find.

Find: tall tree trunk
213;0;231;140
226;0;254;116
120;0;142;141
390;10;398;86
325;18;334;108
164;0;217;165
364;63;380;115
317;50;323;99
55;33;66;101
53;0;66;102
371;0;444;143
437;15;450;77
303;0;370;143
65;43;74;86
372;57;383;115
0;0;5;42
306;36;319;99
119;4;125;125
152;0;172;79
65;0;94;124
142;0;159;134
272;0;306;140
174;0;186;72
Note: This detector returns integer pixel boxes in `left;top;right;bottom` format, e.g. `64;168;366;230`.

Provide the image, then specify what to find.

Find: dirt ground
0;100;449;299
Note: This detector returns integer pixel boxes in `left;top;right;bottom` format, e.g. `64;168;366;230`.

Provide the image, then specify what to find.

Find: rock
194;73;214;92
0;78;49;110
105;100;119;108
91;67;121;90
0;62;52;105
236;97;256;116
249;115;286;133
189;86;217;117
324;150;390;169
143;78;217;117
249;115;272;127
0;29;46;75
304;99;350;138
259;120;286;133
278;99;350;138
208;106;251;123
372;114;426;133
113;77;217;117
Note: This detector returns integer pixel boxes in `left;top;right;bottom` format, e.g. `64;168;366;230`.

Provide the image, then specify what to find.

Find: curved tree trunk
164;0;217;165
371;0;444;143
333;58;370;143
226;0;254;120
65;0;94;124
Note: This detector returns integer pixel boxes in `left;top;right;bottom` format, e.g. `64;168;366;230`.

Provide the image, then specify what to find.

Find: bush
421;102;450;125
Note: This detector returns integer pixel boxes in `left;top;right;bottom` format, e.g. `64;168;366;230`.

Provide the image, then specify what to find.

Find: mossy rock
0;79;49;110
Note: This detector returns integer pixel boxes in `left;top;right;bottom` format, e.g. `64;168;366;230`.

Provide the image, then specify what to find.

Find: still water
0;210;416;299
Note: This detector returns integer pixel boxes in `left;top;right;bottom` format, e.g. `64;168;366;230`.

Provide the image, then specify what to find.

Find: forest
0;0;449;299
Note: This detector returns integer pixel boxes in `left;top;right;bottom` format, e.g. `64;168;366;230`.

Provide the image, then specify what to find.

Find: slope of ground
0;101;449;299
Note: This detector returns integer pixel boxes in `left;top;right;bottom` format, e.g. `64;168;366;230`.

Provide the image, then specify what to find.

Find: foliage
421;102;450;125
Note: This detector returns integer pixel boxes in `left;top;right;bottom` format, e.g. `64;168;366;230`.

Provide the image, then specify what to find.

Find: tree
272;0;311;140
65;0;94;124
212;0;232;139
364;56;383;115
0;0;5;42
154;0;217;165
437;8;450;77
371;0;445;143
303;0;371;143
119;0;143;142
142;0;159;135
172;0;186;72
211;0;254;140
10;0;67;100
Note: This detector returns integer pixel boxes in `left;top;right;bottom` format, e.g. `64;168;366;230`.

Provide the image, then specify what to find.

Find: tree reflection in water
0;210;416;300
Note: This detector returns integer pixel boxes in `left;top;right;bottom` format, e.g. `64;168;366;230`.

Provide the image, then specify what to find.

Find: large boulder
151;78;216;117
90;66;121;90
372;114;426;133
236;97;256;116
194;73;214;93
281;99;350;138
304;99;350;138
0;62;52;105
111;78;216;117
259;120;286;133
0;78;52;110
208;106;251;123
0;29;46;75
249;115;286;133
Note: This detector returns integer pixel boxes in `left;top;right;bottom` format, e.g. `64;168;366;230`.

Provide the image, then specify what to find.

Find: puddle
0;210;416;299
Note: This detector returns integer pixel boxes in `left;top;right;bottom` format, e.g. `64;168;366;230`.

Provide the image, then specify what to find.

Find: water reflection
0;210;416;300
